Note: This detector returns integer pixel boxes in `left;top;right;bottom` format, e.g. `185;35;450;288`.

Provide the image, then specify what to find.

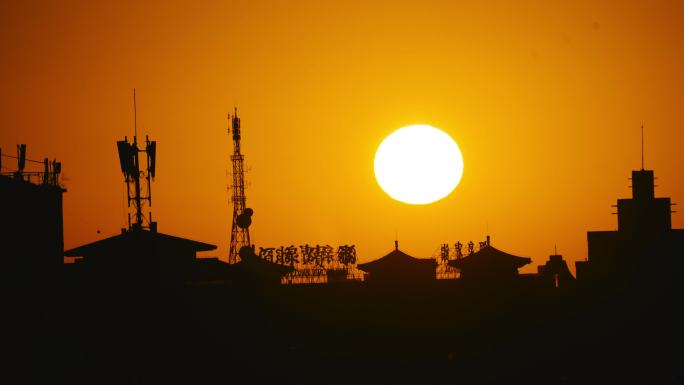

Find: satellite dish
236;208;253;229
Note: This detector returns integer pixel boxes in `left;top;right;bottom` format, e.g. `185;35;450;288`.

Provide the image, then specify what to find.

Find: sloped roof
358;248;436;273
448;245;531;270
64;229;216;256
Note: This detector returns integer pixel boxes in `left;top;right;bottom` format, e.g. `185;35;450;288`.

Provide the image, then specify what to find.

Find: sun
374;124;464;205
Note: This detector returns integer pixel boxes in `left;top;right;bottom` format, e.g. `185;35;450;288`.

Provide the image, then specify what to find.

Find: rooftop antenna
554;243;557;255
641;123;644;170
486;222;490;246
134;88;137;139
116;89;156;232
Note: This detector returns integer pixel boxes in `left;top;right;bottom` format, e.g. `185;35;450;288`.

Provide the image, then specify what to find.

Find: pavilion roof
448;245;531;270
358;247;436;273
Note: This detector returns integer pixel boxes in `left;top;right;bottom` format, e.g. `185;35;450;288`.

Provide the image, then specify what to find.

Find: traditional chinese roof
448;245;531;270
357;245;436;273
64;229;216;257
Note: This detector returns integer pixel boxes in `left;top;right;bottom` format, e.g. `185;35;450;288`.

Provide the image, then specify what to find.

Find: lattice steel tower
228;108;252;263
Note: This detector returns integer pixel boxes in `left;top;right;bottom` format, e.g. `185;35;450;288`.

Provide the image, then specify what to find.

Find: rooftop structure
449;236;531;284
537;251;576;289
1;144;65;287
577;167;684;290
358;241;436;283
64;93;217;284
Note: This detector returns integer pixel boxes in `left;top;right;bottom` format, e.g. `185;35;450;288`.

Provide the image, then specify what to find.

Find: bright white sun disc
374;125;464;204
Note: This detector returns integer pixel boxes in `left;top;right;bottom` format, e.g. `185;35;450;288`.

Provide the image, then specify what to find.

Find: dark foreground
7;277;684;385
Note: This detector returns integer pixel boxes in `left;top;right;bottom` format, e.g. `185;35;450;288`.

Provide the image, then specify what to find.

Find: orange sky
2;0;683;273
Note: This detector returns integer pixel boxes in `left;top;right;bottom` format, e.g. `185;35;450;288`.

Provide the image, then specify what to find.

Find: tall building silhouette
576;168;684;290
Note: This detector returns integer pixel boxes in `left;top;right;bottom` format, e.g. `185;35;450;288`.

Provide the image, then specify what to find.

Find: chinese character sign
258;247;275;262
258;244;358;268
440;244;450;262
455;242;463;259
283;245;299;266
337;245;357;265
300;244;315;265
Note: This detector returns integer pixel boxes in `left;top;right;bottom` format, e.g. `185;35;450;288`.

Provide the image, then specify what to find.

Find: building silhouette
64;125;220;285
449;236;531;285
64;228;217;284
1;146;65;288
537;252;576;289
358;241;436;283
576;168;684;292
2;147;68;384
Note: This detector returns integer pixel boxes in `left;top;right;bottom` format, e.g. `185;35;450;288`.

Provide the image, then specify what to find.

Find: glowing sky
1;0;683;273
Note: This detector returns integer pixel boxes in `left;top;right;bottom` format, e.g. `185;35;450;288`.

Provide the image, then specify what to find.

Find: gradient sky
2;0;683;273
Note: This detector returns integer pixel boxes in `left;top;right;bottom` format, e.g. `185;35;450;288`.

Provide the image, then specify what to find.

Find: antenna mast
116;90;157;232
228;108;252;263
134;88;137;138
641;123;644;170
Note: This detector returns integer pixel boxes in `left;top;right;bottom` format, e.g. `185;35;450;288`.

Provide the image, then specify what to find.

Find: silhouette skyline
2;1;684;383
3;119;684;383
3;1;683;271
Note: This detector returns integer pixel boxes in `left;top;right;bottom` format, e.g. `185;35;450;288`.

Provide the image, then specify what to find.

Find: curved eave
358;249;436;272
448;246;531;269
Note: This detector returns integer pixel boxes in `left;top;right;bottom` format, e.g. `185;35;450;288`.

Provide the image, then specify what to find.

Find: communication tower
228;108;252;263
0;144;62;186
116;89;157;232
